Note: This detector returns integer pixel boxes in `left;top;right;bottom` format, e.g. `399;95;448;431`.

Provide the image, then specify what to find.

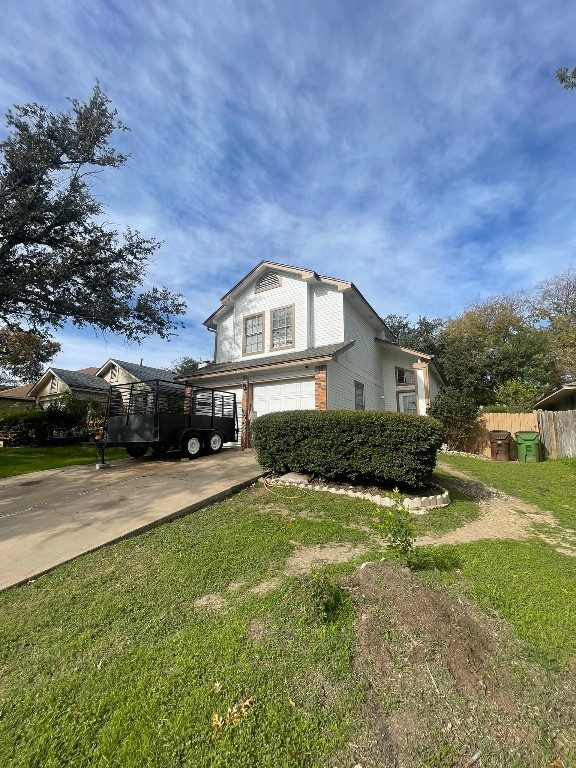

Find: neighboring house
0;384;35;411
181;261;444;448
28;368;111;408
28;360;175;407
96;359;176;385
532;383;576;412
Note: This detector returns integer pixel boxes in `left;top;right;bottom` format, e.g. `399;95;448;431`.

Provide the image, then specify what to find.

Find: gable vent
255;271;281;293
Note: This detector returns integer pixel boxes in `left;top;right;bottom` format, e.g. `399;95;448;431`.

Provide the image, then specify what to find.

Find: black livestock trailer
102;380;238;459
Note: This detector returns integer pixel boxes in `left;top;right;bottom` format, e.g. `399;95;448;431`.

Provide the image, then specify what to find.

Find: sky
2;0;576;372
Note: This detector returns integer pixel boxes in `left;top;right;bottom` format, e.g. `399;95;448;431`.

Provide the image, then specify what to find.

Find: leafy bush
428;386;479;449
251;410;443;488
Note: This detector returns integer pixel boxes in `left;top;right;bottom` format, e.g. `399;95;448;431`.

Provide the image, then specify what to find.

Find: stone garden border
262;473;450;516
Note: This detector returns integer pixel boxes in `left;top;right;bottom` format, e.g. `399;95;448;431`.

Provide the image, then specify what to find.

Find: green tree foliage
557;66;576;89
493;379;540;411
0;83;186;381
428;386;480;449
0;327;60;383
437;295;560;406
170;356;202;377
383;314;444;356
530;268;576;379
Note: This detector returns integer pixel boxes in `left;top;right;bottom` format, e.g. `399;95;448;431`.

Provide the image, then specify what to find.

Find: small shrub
251;410;443;488
373;488;415;557
305;571;351;624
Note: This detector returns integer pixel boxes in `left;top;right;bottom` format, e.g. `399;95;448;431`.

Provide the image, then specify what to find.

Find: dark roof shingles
183;342;354;378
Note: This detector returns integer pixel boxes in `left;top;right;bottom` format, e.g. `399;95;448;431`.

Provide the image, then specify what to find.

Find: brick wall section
241;377;249;449
315;365;327;410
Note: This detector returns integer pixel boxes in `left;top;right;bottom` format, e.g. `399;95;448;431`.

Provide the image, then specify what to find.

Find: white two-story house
182;261;444;448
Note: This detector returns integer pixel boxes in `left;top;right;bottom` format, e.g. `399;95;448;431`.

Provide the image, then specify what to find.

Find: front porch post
241;375;250;449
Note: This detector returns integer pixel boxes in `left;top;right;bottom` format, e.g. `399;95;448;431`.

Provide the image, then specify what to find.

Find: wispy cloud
2;0;576;370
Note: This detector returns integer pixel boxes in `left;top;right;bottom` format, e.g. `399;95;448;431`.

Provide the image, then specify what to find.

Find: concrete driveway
0;449;262;592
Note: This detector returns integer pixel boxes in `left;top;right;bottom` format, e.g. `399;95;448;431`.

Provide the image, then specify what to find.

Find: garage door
252;378;315;418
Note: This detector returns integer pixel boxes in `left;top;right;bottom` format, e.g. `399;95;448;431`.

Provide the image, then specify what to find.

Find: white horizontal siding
216;272;309;363
381;347;427;412
310;284;343;347
325;299;384;411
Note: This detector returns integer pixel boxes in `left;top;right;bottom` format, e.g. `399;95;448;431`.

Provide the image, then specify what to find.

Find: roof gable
204;260;395;337
96;359;175;382
28;368;110;397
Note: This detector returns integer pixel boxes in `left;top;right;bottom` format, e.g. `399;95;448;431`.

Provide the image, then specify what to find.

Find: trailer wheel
126;444;149;459
205;431;223;455
181;431;203;459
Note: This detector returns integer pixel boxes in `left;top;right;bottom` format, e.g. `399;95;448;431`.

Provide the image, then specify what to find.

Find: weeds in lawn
373;488;415;556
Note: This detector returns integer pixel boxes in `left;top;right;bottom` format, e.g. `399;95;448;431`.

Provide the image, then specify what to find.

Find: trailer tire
181;431;203;459
205;431;224;455
126;444;149;459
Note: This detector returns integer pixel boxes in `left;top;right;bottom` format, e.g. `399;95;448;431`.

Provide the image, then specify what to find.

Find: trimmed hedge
250;410;443;489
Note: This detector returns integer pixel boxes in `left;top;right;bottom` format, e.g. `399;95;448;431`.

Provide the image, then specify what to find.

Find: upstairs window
271;305;294;349
243;312;264;354
109;365;118;383
396;367;414;386
255;271;281;293
354;381;365;410
49;375;58;393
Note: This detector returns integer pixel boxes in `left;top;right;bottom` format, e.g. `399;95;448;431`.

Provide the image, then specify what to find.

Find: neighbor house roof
532;383;576;410
178;341;355;380
0;384;35;401
96;359;175;382
203;260;396;337
28;368;110;397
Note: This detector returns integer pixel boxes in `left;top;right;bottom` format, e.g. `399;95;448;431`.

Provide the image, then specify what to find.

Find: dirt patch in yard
193;593;225;611
335;559;575;767
284;543;367;576
419;463;576;557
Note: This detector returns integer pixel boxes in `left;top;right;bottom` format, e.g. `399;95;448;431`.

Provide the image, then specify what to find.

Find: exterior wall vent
255;271;281;293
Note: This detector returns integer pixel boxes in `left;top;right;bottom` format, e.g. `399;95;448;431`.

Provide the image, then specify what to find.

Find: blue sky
2;0;576;371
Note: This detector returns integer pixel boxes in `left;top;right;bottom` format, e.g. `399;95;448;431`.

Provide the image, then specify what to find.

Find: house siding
309;284;343;347
381;347;425;412
326;298;383;411
215;273;309;363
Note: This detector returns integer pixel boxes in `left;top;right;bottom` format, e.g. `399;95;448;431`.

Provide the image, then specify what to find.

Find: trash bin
515;431;540;463
489;430;511;461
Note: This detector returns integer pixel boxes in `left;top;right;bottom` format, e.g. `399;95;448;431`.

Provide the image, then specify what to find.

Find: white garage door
252;378;315;418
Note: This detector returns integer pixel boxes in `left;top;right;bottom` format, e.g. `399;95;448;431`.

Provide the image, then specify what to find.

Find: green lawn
439;454;576;531
0;445;128;478
0;483;573;766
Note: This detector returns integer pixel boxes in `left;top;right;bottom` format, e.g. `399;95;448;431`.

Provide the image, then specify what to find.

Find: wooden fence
537;410;576;459
460;410;576;459
460;412;539;459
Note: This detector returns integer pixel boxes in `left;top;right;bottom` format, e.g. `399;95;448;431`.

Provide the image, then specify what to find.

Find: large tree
531;267;576;379
0;83;185;380
382;314;444;356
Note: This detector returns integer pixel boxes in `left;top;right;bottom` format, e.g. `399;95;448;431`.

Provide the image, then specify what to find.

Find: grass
0;445;128;478
420;538;576;669
0;482;574;766
439;453;576;531
412;472;481;536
